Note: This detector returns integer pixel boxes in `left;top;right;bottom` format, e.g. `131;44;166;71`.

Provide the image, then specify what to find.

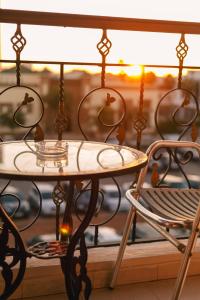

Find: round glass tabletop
0;140;147;180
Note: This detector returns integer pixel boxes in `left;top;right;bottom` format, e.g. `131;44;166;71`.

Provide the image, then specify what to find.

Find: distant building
0;66;180;139
79;73;176;139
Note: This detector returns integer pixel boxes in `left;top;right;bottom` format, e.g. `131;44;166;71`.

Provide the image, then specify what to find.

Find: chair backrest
136;140;200;193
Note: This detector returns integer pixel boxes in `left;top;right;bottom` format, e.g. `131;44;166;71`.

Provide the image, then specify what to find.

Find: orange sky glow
1;1;200;78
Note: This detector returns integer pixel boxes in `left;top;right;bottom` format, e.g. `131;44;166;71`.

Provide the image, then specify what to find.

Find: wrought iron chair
110;140;200;300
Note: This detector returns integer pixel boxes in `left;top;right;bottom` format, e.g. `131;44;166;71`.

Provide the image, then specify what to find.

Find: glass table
0;140;147;300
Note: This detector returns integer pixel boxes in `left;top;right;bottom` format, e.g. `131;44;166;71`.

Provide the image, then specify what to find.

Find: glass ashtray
35;141;68;168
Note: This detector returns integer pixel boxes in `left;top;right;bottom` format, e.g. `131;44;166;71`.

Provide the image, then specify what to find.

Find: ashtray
35;141;68;168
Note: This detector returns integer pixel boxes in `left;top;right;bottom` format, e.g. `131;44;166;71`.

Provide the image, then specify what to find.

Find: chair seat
135;188;200;228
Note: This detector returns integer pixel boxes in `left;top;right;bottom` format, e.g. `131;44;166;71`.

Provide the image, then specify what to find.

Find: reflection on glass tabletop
0;140;147;180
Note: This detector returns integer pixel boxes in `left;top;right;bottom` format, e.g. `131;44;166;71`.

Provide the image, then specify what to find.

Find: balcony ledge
5;238;200;299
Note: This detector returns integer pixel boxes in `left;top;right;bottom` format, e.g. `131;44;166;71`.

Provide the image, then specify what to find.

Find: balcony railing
0;8;200;250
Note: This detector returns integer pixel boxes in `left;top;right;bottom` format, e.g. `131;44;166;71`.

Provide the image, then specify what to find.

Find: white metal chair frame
110;140;200;300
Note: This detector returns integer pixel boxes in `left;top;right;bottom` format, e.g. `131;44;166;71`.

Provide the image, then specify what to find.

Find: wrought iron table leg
61;179;99;300
0;206;26;299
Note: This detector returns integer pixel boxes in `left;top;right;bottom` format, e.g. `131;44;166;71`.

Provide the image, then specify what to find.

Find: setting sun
127;65;143;77
111;60;143;77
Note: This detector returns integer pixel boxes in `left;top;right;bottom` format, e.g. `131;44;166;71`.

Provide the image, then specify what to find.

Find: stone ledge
3;239;200;299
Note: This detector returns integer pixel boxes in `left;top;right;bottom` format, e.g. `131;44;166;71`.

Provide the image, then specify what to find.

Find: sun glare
29;63;188;79
126;65;143;77
110;61;180;78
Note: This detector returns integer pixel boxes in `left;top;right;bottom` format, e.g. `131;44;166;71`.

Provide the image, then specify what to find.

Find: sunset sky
1;0;200;76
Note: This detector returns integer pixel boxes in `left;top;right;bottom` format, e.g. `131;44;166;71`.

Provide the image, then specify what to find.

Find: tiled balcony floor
25;275;200;300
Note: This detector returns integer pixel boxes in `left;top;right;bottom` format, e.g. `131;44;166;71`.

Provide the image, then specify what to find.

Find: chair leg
171;228;200;300
110;207;136;288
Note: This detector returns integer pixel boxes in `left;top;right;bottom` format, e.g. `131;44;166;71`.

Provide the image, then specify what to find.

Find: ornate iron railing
0;9;200;251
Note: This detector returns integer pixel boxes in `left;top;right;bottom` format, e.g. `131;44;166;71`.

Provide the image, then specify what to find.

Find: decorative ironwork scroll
0;24;45;239
0;26;44;300
10;24;45;141
61;179;99;300
55;64;69;140
176;33;188;89
75;29;128;244
74;177;123;229
0;24;45;244
0;205;26;299
54;64;69;243
11;24;26;86
152;33;199;187
75;87;126;236
53;182;66;240
133;66;147;150
78;87;126;142
97;29;112;88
